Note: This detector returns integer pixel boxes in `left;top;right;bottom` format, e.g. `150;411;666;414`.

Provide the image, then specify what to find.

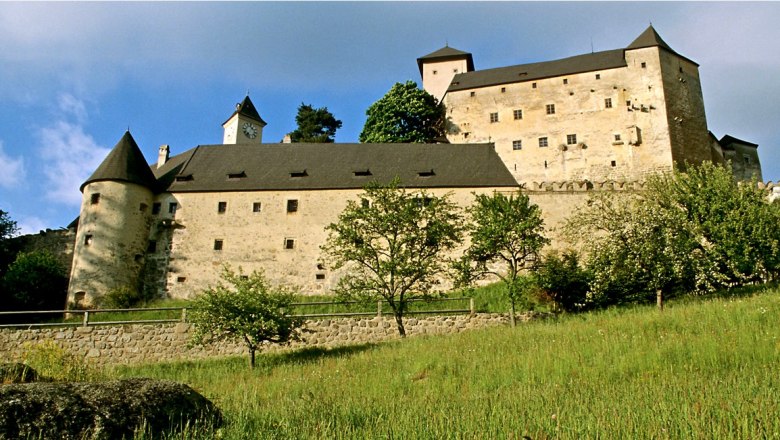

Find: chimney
157;145;170;169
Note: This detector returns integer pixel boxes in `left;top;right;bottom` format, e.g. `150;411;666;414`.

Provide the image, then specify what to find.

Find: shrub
22;340;101;382
534;251;591;312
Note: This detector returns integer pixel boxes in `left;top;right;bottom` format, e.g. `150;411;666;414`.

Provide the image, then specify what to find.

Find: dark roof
161;143;518;192
81;131;158;192
448;49;627;92
447;26;697;92
417;46;475;76
719;135;758;149
222;95;267;127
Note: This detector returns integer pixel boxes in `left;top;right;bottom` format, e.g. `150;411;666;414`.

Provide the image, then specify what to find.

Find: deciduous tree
288;103;342;143
455;191;548;325
322;179;464;336
1;251;68;320
359;81;445;143
189;266;303;368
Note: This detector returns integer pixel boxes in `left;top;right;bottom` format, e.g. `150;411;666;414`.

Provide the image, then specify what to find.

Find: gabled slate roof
222;95;267;126
160;143;518;192
417;46;475;76
626;25;697;66
81;131;158;192
719;135;758;149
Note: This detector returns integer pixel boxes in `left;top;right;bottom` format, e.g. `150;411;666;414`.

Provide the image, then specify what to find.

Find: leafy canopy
455;191;548;324
359;81;445;143
322;178;464;336
288;103;343;143
189;266;303;368
0;209;19;277
1;251;68;319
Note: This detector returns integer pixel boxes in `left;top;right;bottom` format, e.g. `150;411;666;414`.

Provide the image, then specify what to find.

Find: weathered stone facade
0;313;527;366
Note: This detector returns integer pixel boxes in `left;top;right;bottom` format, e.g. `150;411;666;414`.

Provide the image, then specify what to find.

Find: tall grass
111;286;780;438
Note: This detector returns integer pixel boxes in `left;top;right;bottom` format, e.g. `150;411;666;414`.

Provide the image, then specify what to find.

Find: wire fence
0;297;475;329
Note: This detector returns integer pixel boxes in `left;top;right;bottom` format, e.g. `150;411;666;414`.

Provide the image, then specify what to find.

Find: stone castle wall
0;313;528;366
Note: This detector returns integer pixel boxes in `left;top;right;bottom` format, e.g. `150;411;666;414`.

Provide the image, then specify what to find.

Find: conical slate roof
80;131;157;192
222;95;267;127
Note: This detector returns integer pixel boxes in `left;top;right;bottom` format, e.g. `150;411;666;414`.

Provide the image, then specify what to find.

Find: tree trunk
394;312;406;337
509;299;517;327
656;289;664;312
249;347;256;369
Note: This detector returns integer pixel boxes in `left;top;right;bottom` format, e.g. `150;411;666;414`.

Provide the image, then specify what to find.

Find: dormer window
417;170;435;177
227;171;246;179
175;174;193;182
353;169;372;177
290;170;308;178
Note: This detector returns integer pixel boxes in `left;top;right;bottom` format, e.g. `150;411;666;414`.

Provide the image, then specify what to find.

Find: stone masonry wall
0;313;531;366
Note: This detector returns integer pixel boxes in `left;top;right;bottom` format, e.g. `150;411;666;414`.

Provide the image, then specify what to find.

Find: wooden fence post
377;300;382;318
469;298;475;317
181;308;188;323
82;311;89;327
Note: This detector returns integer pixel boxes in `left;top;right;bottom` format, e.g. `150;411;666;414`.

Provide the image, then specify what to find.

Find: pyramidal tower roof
223;95;267;127
627;25;677;54
417;45;475;76
81;131;157;191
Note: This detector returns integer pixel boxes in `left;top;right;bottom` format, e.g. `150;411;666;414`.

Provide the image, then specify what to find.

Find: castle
66;26;762;307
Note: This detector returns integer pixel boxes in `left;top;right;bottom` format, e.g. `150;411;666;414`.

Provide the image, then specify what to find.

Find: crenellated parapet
520;180;647;192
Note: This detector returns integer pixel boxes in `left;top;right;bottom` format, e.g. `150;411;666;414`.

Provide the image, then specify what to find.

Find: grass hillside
114;287;780;439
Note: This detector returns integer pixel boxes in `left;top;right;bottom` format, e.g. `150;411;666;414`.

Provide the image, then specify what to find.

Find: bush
22;340;101;382
1;251;67;321
534;251;591;312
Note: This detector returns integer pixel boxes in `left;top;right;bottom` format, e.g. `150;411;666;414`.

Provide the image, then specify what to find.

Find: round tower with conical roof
67;131;157;308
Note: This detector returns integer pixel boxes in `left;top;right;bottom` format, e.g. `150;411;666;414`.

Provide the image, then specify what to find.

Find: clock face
242;122;258;139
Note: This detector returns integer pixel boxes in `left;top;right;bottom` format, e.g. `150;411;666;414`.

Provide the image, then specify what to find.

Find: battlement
519;180;780;193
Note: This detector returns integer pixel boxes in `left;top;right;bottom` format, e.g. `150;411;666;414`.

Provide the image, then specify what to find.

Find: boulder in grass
0;363;39;384
0;378;222;439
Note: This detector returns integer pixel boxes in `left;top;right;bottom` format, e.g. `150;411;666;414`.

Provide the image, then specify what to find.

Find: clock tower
222;95;267;145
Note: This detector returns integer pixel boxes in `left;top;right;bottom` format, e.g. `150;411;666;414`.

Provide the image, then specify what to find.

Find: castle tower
222;95;267;145
67;131;157;308
417;46;474;102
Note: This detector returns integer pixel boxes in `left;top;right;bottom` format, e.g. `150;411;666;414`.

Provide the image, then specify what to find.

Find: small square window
611;160;617;167
538;137;548;148
513;109;523;120
90;193;100;205
626;100;632;107
213;239;223;251
546;104;556;115
532;82;537;89
253;202;262;213
470;91;476;97
147;240;157;253
489;112;499;123
501;87;506;93
217;201;227;213
567;134;577;145
563;78;568;85
605;98;613;108
432;70;438;75
84;234;93;246
361;198;370;208
743;155;751;165
614;134;622;141
177;276;187;283
453;68;458;73
284;238;296;250
169;202;178;215
287;199;298;213
641;62;647;69
595;74;601;80
512;140;523;150
152;203;161;215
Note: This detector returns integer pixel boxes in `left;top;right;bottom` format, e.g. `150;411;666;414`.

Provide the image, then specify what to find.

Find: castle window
538;137;548;148
361;198;370;208
213;239;223;251
611;160;617;167
513;109;523;120
177;277;186;283
284;238;296;250
489;112;499;123
227;171;246;179
84;234;93;246
217;201;227;213
614;134;622;141
567;134;577;145
532;82;537;89
641;62;647;69
501;87;506;93
287;199;299;213
563;78;568;85
147;240;157;253
152;203;161;215
512;140;523;150
470;91;476;97
453;68;458;73
90;193;100;205
139;203;148;212
544;160;548;169
316;273;326;281
417;170;436;177
743;155;751;165
353;169;372;177
595;74;601;80
605;98;613;108
432;70;438;75
546;104;556;115
416;197;433;207
253;202;262;213
168;202;178;215
290;170;308;178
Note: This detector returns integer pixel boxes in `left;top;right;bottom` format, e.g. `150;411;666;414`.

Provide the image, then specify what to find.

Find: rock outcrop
0;378;222;439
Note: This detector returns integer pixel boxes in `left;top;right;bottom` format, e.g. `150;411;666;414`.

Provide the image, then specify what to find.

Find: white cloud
58;93;88;124
0;142;25;188
38;120;109;206
16;216;48;236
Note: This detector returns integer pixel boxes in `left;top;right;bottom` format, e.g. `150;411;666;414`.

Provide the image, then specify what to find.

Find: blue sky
1;2;778;235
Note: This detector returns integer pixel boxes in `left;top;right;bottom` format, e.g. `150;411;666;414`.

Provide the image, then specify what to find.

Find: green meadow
110;287;780;439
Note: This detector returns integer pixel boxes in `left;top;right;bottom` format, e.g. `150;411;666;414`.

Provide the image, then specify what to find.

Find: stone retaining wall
0;313;535;366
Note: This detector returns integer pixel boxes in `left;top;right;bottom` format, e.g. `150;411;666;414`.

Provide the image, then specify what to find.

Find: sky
1;2;778;235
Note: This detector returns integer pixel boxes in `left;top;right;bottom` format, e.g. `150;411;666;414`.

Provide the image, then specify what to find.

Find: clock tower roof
81;131;157;192
223;95;267;127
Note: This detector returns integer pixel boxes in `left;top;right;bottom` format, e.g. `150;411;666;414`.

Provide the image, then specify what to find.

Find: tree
534;251;591;313
359;81;445;143
0;210;19;278
288;103;342;143
189;266;303;368
322;179;464;337
1;251;68;322
566;162;780;310
455;191;549;326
